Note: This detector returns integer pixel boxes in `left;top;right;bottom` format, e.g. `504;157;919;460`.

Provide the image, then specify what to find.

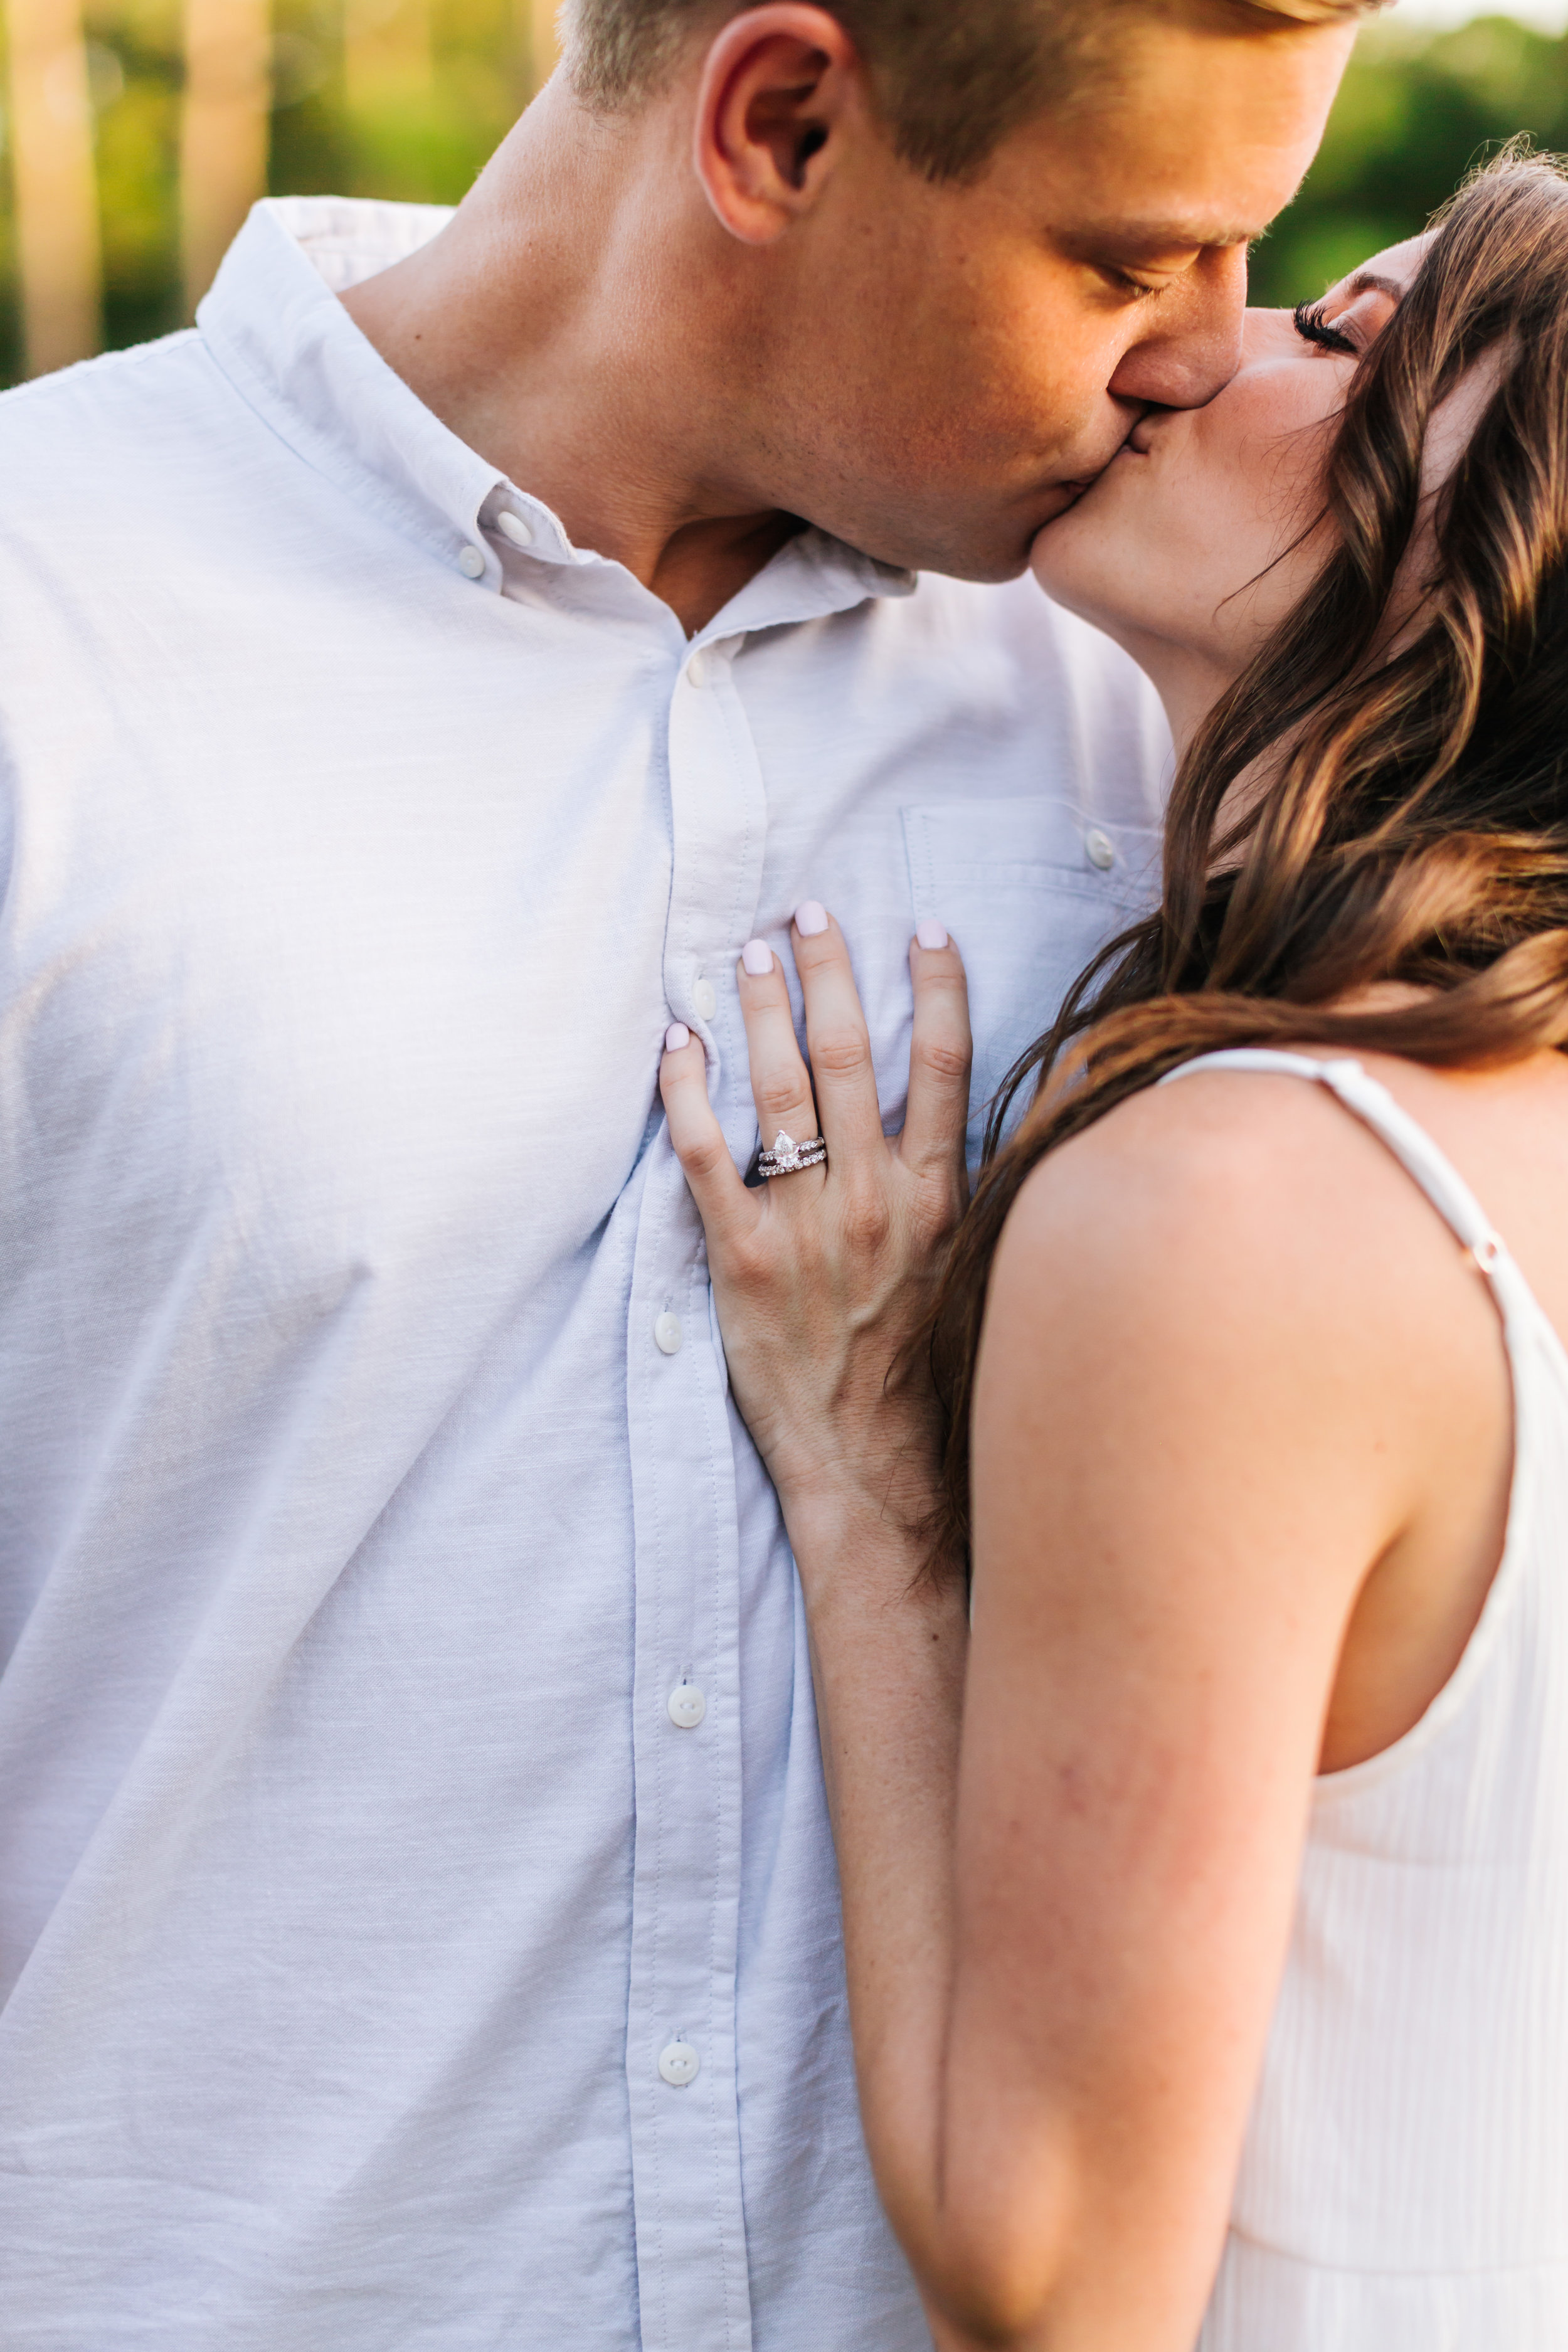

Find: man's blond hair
567;0;1384;181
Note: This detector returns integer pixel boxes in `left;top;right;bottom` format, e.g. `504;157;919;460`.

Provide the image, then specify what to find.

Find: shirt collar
198;196;914;637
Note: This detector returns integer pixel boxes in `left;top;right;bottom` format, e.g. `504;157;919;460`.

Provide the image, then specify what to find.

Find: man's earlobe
694;3;864;246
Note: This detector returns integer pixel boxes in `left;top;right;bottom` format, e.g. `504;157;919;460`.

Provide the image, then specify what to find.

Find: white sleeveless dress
1156;1051;1568;2350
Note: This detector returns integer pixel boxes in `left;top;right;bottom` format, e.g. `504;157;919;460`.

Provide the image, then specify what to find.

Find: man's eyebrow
1054;218;1266;259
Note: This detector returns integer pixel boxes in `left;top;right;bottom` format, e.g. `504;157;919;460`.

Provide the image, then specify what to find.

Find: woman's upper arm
936;1078;1418;2344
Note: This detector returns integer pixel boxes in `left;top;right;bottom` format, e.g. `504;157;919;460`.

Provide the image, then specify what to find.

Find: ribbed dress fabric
1155;1051;1568;2350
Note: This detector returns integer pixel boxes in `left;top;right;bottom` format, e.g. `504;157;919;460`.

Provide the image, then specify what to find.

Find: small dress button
692;977;717;1021
654;1311;683;1356
667;1681;707;1729
1085;826;1116;871
658;2040;700;2087
687;649;711;687
495;509;534;548
457;544;486;578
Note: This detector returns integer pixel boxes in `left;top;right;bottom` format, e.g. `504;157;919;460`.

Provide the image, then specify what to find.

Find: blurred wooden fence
0;0;559;379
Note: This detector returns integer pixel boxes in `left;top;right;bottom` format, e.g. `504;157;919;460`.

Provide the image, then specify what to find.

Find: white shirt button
658;2039;700;2087
667;1681;706;1729
495;509;534;549
457;545;486;579
1085;825;1116;871
653;1311;682;1356
691;977;717;1021
687;649;711;687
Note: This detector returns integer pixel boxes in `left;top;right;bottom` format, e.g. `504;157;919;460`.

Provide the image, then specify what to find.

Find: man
0;3;1369;2346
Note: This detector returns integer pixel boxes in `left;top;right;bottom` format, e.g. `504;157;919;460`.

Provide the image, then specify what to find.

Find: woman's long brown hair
930;144;1568;1561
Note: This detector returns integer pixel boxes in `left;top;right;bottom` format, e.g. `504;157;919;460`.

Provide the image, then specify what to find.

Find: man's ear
694;4;870;246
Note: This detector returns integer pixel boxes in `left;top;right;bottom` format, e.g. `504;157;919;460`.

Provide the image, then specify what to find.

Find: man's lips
1034;416;1156;524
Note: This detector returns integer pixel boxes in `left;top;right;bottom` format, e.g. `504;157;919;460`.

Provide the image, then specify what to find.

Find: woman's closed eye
1293;299;1359;358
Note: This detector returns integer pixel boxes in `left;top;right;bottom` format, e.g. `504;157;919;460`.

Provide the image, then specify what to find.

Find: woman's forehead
1325;231;1431;308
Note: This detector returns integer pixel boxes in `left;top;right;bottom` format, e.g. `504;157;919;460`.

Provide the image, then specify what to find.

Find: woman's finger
660;1025;756;1253
791;903;889;1162
899;924;973;1175
737;939;822;1162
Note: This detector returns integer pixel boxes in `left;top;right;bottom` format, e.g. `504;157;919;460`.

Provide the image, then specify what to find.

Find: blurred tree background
0;0;556;382
0;4;1564;386
1249;10;1568;305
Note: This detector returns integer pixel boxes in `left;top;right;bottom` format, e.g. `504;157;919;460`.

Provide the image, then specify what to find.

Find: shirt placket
625;632;765;2352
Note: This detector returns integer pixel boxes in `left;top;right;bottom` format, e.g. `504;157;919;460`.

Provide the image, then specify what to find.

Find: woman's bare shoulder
986;1060;1494;1438
1000;1063;1407;1298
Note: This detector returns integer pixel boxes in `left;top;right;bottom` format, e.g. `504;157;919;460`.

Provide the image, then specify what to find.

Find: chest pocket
903;796;1161;1155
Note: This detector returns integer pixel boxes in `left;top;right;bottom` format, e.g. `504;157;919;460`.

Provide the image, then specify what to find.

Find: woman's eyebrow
1340;271;1406;302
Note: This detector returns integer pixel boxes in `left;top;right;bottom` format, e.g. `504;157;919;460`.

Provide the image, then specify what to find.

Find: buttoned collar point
196;198;526;596
475;484;576;574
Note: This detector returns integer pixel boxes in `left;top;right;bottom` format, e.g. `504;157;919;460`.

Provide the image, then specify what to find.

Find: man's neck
339;80;801;636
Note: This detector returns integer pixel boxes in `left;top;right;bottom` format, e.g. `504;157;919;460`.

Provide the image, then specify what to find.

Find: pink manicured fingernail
741;939;773;977
915;919;949;951
794;899;829;937
665;1022;691;1052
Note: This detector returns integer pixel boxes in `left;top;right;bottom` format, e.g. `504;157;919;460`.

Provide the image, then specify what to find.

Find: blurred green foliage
1249;13;1568;306
1;7;1567;383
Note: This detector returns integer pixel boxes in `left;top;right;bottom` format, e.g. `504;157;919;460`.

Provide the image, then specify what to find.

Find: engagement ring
758;1130;827;1179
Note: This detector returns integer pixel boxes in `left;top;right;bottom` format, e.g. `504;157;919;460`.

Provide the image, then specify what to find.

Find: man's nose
1106;246;1249;413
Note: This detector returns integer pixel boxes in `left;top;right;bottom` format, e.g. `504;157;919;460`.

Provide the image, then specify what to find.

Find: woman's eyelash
1293;300;1358;356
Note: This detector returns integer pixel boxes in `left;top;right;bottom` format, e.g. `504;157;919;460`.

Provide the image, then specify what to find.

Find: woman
660;149;1568;2350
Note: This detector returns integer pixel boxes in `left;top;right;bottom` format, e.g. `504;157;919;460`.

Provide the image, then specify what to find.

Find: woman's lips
1036;477;1093;521
1037;418;1157;522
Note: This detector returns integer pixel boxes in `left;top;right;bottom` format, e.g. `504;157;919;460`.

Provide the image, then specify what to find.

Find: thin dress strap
1159;1050;1508;1274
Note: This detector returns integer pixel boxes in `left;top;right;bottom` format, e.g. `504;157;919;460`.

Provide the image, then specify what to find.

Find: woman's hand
659;903;971;1560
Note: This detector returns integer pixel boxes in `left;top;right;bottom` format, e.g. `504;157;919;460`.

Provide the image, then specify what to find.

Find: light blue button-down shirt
0;198;1169;2350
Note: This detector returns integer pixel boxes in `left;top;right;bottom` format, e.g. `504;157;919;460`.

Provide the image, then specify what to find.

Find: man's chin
810;477;1105;586
906;484;1108;585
